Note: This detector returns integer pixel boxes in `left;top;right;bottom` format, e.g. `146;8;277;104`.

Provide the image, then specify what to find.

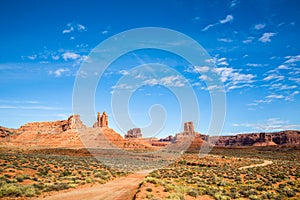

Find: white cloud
62;26;74;34
218;38;233;43
266;94;284;99
242;36;254;44
77;24;86;32
259;32;276;43
218;61;229;66
229;0;239;8
246;63;263;67
28;54;37;60
192;66;210;73
202;14;233;32
102;30;109;35
199;75;208;81
62;52;81;61
285;91;299;101
289;77;300;83
213;67;255;91
119;70;129;75
233;118;300;131
254;23;266;30
112;83;133;90
62;23;87;34
263;74;284;81
284;55;300;64
144;75;186;87
220;15;234;24
52;55;60;60
202;23;217;31
277;65;289;69
49;68;70;77
0;105;62;110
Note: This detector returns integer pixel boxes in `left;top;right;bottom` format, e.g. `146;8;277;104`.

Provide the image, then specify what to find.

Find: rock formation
184;121;195;134
93;112;108;128
18;114;86;134
125;128;142;139
210;130;300;146
0;126;15;138
175;121;196;140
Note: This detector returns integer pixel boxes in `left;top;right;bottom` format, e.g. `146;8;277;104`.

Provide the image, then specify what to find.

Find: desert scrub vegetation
135;148;300;200
0;152;128;198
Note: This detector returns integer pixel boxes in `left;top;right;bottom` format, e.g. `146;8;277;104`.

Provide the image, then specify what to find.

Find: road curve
238;160;273;170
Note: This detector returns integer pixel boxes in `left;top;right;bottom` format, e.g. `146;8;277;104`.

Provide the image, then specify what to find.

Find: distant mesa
125;128;142;139
0;114;299;149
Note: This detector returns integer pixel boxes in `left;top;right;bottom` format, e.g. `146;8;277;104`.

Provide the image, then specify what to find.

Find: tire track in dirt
238;160;273;170
38;170;153;200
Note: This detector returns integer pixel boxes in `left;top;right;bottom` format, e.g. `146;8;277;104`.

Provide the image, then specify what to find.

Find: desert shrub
94;171;111;180
187;189;199;197
0;183;22;197
15;176;23;182
145;177;160;185
165;193;185;200
43;182;69;192
85;177;93;183
146;188;153;192
24;186;37;197
214;192;230;200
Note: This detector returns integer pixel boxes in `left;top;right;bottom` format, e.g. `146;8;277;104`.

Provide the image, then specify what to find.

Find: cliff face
2;115;86;148
1;115;158;150
18;115;86;134
0;126;16;138
211;130;300;147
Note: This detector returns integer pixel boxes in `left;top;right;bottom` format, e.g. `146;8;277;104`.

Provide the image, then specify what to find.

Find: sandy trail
238;160;273;170
38;169;153;200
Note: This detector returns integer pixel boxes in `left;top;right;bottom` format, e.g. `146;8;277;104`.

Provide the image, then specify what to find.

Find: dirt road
238;160;273;170
38;170;153;200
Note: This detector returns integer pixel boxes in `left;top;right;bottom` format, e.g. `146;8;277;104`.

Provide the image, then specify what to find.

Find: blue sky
0;0;300;137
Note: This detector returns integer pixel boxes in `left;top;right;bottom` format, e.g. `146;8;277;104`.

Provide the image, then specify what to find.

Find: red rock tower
93;111;108;128
101;112;108;128
184;121;195;134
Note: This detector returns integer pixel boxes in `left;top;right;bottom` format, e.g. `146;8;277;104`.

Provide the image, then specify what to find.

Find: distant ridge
0;116;299;149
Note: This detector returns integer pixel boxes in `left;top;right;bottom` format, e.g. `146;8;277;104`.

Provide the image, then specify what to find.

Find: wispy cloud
62;23;87;34
62;52;81;61
266;94;284;99
77;24;86;32
284;55;300;64
202;14;233;31
259;32;276;43
220;15;234;24
112;83;133;90
62;24;74;34
119;70;129;75
246;63;265;67
229;0;239;8
191;66;210;73
144;75;186;87
263;74;284;81
212;67;255;91
242;36;254;44
218;38;233;43
233;118;300;131
49;68;70;77
0;100;39;104
254;23;266;30
202;23;218;31
0;105;63;110
277;64;289;69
